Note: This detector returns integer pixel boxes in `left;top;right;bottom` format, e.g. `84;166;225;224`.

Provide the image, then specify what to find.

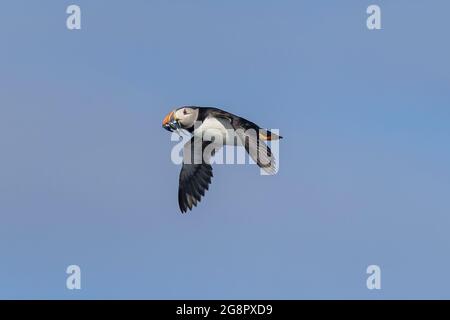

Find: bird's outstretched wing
206;108;278;175
234;128;277;175
178;137;221;213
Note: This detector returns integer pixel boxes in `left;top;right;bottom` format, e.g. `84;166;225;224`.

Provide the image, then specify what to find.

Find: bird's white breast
193;117;237;145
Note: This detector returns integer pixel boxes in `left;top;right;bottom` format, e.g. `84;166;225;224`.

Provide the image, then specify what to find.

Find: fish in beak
162;110;180;132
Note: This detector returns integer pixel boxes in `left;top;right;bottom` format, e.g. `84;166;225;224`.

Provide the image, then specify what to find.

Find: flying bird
162;106;282;213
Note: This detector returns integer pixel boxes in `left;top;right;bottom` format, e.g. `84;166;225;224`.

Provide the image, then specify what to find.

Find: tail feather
259;130;283;141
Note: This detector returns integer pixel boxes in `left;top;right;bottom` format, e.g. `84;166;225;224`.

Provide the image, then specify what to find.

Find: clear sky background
0;1;449;299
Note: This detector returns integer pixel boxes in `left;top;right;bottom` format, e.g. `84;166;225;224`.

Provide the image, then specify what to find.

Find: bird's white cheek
180;116;195;128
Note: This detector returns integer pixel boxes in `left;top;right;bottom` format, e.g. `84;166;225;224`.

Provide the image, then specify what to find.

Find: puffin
162;106;282;213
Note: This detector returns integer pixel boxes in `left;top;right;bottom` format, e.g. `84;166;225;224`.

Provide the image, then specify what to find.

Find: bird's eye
183;109;188;115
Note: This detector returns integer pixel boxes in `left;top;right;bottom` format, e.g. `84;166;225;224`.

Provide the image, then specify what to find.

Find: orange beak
162;111;174;126
162;110;178;132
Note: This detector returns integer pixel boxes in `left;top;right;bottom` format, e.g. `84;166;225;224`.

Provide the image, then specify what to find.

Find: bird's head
162;107;199;132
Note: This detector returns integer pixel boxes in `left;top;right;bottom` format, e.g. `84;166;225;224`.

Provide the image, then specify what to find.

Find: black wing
178;137;218;213
203;107;278;174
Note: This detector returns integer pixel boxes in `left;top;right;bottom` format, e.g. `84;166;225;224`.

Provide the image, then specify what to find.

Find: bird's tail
259;129;283;141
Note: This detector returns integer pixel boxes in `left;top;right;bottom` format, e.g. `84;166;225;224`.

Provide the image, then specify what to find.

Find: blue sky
0;0;449;299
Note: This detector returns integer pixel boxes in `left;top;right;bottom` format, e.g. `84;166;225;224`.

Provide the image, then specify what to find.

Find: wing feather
235;127;278;175
178;137;218;213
